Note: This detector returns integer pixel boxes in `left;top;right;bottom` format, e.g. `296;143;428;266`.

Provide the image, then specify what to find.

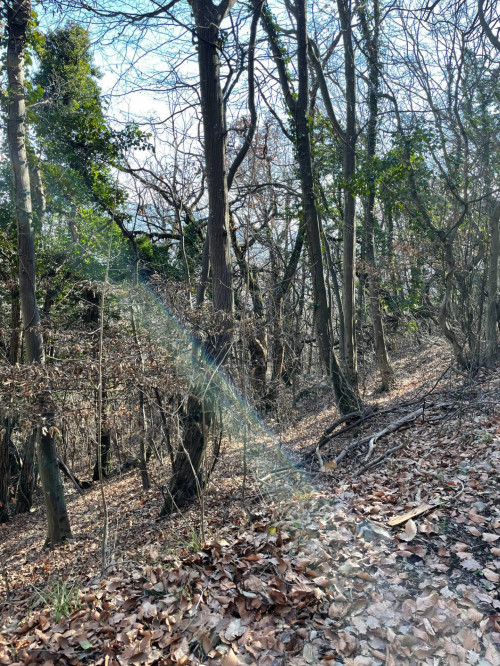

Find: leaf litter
1;340;499;664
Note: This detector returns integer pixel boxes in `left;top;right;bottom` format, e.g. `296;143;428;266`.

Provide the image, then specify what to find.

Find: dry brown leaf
467;608;483;622
399;518;417;542
483;569;500;582
483;533;500;543
221;649;245;666
416;592;439;612
485;643;500;666
467;526;483;537
461;558;482;571
468;511;487;524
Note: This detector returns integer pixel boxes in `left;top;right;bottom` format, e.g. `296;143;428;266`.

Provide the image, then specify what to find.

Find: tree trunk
130;305;150;490
7;0;43;367
9;284;22;365
338;0;358;389
261;0;360;415
267;220;306;407
358;0;394;390
38;402;72;548
230;218;268;398
165;0;236;515
138;391;150;491
439;236;467;368
93;386;112;481
161;392;207;514
15;429;36;514
6;0;71;545
0;421;10;524
31;158;47;234
191;0;233;319
196;234;210;306
486;202;500;367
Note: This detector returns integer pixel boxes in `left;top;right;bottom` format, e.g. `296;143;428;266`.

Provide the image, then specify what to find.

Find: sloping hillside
1;342;499;665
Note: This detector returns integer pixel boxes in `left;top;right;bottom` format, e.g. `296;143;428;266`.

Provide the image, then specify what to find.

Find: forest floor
1;337;499;665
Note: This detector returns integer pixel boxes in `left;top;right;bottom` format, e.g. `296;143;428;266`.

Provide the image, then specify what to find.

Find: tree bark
7;0;44;366
0;421;10;524
9;284;22;365
190;0;234;319
165;0;237;514
486;202;500;367
130;305;150;490
230;218;267;397
93;385;112;481
38;401;72;548
196;234;210;306
261;0;360;415
6;0;71;545
358;0;394;390
31;158;47;234
337;0;358;388
15;429;35;514
161;392;207;514
439;235;467;368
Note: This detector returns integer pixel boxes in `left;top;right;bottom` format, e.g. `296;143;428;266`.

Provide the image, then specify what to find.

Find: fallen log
57;458;84;495
334;406;425;468
363;407;424;463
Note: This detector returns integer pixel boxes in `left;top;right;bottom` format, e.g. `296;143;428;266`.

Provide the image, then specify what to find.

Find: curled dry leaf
399;518;417;542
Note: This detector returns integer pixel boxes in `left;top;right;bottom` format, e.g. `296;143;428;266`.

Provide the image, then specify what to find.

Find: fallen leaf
483;569;500;583
399;518;417;542
483;533;500;543
224;619;245;642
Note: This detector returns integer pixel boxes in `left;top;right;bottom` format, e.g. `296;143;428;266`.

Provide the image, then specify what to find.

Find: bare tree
260;0;361;415
358;0;395;390
5;0;72;546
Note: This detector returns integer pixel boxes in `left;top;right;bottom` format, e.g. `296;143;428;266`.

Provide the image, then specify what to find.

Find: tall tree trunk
439;235;467;368
7;0;44;367
338;0;358;389
130;305;150;490
165;0;237;514
358;0;394;390
6;0;71;545
191;0;234;321
486;202;500;367
261;0;360;415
